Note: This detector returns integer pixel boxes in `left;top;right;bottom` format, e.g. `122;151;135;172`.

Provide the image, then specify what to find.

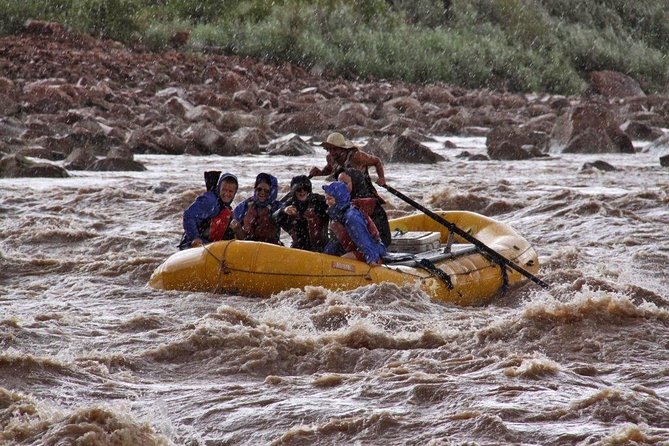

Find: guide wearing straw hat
310;131;391;247
309;132;386;187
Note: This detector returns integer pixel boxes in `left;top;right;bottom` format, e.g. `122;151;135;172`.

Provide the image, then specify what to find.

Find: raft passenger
230;173;282;244
310;132;390;247
337;167;391;248
179;171;238;249
322;181;386;265
273;175;329;252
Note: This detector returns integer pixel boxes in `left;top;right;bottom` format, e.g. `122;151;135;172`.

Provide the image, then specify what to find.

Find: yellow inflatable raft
148;211;540;305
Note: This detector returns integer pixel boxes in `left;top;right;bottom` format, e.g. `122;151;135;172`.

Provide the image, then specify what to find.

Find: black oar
381;183;550;289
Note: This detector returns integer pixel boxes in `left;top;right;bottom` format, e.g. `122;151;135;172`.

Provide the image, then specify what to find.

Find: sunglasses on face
255;186;270;193
295;187;308;193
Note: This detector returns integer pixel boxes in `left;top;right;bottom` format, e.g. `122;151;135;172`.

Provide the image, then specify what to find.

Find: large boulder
182;122;239;156
620;120;665;141
486;125;547;160
0;153;69;178
660;154;669;167
267;134;314;156
588;71;645;98
229;127;265;155
64;147;97;170
388;134;445;163
549;102;634;154
89;156;146;172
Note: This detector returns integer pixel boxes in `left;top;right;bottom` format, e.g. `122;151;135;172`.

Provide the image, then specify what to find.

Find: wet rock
185;105;223;123
156;132;188;155
0;77;18;96
388;134;445;163
216;111;261;132
486;125;546;159
550;102;634;154
229;127;264;154
0;117;26;138
620;120;665;141
522;113;557;134
273;111;327;134
660;154;669;167
588;70;645;98
182;122;238;156
232;89;258;110
581;160;617;172
15;145;64;160
488;141;533;160
563;128;615;154
645;134;669;153
361;137;391;162
383;96;423;119
0;153;69;178
89;156;146;171
429;118;460;135
64;147;97;170
267;134;314;156
164;96;194;117
126;127;164;154
331;106;372;129
417;85;456;104
0;94;19;117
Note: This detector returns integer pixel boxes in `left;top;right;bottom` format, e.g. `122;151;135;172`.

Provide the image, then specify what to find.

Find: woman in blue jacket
179;172;238;249
322;181;386;265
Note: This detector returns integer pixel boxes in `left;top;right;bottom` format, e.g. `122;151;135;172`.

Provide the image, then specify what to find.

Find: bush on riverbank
1;0;667;95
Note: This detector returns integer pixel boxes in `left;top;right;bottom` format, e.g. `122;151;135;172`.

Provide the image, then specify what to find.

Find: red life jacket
209;207;233;242
242;202;280;244
351;197;377;216
330;208;381;261
302;207;329;251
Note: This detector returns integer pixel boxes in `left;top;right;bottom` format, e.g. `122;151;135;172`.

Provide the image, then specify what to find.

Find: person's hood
290;175;312;194
254;172;278;205
323;181;350;207
217;172;238;205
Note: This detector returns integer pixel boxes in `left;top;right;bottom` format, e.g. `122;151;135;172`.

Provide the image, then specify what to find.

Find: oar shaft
382;184;550;289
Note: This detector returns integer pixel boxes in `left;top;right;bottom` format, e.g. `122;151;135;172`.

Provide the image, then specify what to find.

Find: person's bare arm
309;154;335;177
354;151;385;185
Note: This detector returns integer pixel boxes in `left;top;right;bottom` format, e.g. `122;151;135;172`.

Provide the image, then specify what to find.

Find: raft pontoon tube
149;211;539;305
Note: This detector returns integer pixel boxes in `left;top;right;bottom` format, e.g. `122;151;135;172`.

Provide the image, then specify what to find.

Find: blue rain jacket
323;182;386;264
181;173;238;248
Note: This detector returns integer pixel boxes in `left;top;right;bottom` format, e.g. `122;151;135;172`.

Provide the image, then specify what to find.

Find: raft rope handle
417;258;453;289
202;242;234;294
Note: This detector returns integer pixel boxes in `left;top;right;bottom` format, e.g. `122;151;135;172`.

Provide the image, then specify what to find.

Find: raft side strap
497;259;509;293
418;258;453;289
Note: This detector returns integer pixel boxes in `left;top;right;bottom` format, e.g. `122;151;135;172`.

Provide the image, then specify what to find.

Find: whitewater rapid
1;137;668;445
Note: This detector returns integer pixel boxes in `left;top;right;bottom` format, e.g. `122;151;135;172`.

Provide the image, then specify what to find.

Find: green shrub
64;0;142;41
2;0;668;94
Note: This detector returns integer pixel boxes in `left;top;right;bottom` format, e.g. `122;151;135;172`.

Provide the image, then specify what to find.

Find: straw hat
320;132;356;150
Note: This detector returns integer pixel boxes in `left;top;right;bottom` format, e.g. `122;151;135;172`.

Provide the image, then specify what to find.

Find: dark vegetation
1;0;667;94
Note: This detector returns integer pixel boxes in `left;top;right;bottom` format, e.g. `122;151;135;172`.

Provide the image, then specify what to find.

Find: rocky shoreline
1;21;668;178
